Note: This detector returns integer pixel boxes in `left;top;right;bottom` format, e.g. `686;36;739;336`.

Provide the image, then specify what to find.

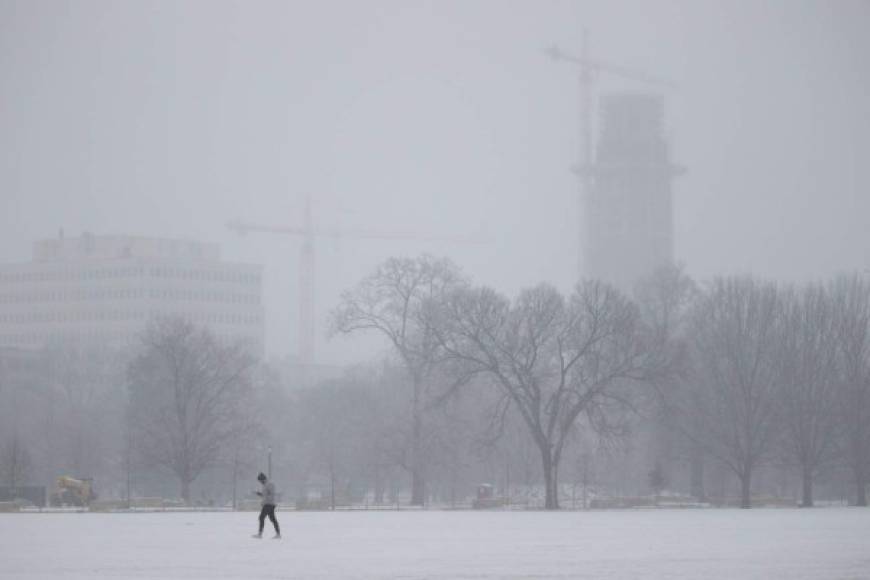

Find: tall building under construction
578;92;683;291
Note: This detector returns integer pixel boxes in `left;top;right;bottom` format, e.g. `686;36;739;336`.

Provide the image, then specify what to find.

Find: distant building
0;233;264;353
578;92;684;291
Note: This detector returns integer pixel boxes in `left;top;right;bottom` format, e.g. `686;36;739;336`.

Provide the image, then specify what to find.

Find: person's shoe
272;534;281;539
251;533;262;539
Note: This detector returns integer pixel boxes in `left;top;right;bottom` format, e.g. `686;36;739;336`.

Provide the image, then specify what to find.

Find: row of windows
0;311;262;325
0;288;261;305
0;333;60;346
148;267;260;284
1;311;146;323
0;331;142;347
0;267;260;285
0;329;262;348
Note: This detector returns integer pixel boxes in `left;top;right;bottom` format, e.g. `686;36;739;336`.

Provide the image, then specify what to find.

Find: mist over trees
0;435;31;488
1;257;869;510
680;277;782;509
127;318;256;504
329;255;472;506
775;283;840;508
830;275;870;507
427;280;666;509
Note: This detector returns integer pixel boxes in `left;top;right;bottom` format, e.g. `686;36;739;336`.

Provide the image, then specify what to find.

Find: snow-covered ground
1;508;868;579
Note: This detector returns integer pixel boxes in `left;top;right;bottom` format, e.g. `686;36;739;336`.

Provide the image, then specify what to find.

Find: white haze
1;0;868;365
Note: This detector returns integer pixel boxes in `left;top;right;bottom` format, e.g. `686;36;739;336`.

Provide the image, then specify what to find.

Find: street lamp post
268;446;272;480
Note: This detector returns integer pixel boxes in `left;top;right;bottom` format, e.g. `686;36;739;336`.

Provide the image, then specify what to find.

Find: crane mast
299;196;315;370
547;30;675;280
228;197;481;380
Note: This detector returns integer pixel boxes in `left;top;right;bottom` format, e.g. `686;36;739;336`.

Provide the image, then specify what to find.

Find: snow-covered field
1;508;869;579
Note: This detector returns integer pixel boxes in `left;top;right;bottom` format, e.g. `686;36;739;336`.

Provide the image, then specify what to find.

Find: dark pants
258;504;280;535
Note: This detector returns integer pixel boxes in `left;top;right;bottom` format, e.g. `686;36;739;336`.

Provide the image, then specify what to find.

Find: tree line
1;255;868;510
331;256;870;509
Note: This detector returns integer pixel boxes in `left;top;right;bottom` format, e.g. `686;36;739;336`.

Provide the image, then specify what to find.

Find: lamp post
268;446;272;479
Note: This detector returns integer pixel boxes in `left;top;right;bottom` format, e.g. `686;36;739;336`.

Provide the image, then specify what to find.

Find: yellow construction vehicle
50;476;96;507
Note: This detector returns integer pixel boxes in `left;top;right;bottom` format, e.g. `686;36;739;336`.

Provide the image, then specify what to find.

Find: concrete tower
578;92;683;291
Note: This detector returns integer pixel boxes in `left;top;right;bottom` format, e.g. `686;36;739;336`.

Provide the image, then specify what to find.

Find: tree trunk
374;465;385;505
856;465;867;507
801;467;813;508
181;478;191;505
740;472;751;509
541;446;559;510
330;469;336;511
410;397;425;506
411;470;425;507
388;479;398;505
231;466;237;511
690;444;706;501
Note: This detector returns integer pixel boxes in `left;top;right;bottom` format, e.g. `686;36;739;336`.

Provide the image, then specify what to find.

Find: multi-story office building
0;233;264;353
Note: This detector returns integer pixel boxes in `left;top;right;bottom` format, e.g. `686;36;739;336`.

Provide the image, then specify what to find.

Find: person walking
253;472;281;539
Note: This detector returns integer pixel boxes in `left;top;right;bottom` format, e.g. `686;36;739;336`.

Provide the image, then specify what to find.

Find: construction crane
547;30;675;275
227;195;481;377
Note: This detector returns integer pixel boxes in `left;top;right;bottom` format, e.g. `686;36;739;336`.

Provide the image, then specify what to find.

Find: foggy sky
1;0;868;365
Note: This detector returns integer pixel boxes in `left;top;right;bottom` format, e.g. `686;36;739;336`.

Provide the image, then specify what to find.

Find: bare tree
0;435;32;487
330;255;468;505
127;318;256;504
0;349;55;493
684;277;781;509
634;264;700;498
420;378;486;506
43;340;123;481
431;280;661;509
775;283;840;507
0;354;34;488
295;380;377;509
830;274;870;506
